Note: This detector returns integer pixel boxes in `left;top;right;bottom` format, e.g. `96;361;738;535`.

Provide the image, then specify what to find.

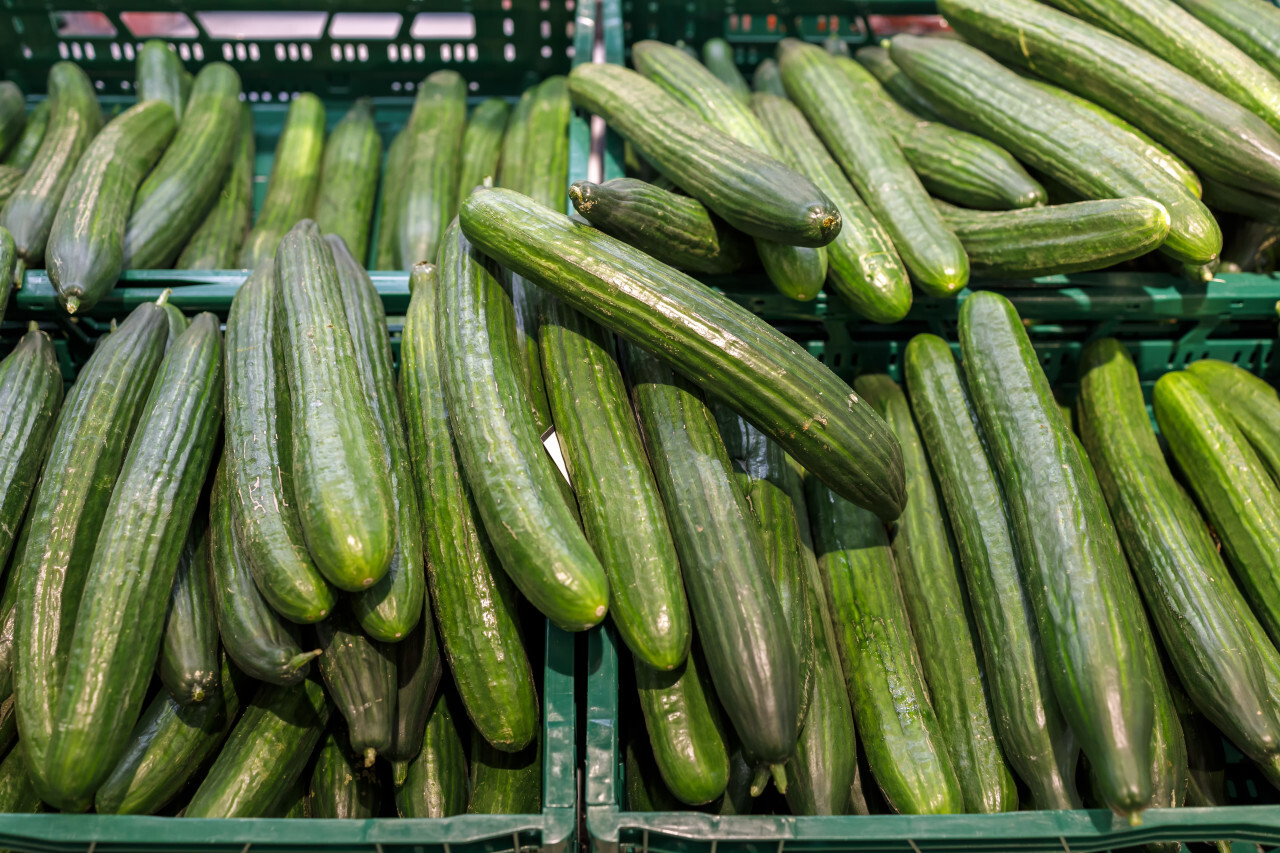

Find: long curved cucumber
0;745;43;814
1174;0;1280;82
468;729;541;814
0;83;25;162
4;99;49;171
176;102;254;269
702;38;751;103
854;45;949;122
752;59;786;97
0;227;10;324
1186;359;1280;485
387;608;443;763
397;71;466;267
309;731;381;818
457;98;510;201
314;98;380;265
315;604;396;766
136;41;186;119
395;690;469;817
158;525;219;705
0;576;20;705
373;128;410;270
498;88;534;192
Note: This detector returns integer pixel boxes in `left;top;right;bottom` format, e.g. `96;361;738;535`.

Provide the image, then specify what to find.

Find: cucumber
309;731;381;818
457;98;510;201
0;83;23;162
750;93;911;324
0;745;42;814
176;102;254;269
314;98;380;265
459;186;906;520
778;38;967;296
0;227;10;323
387;608;443;763
400;261;539;750
163;301;188;347
136;41;187;121
275;782;310;818
903;333;1081;810
854;45;949;122
1174;0;1280;82
373;127;409;269
184;678;330;818
4;99;49;171
498;88;533;192
1;62;101;269
623;344;799;763
47;100;176;315
275;220;395;591
44;313;222;811
1186;359;1280;485
12;297;169;806
959;290;1155;819
397;71;466;267
935;198;1172;279
0;581;20;705
224;262;334;622
436;218;608;632
124;63;241;269
0;166;22;212
567;62;841;247
752;59;786;97
889;33;1221;265
395;690;469;818
238;93;326;267
315;604;396;766
468;729;541;814
0;698;15;761
701;38;750;104
1201;176;1280;224
626;734;684;812
568;178;750;275
805;475;963;815
158;525;218;705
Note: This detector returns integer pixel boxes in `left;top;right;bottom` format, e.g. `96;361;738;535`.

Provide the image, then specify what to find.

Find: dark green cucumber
854;45;949;122
397;71;466;267
459;186;906;520
44;313;222;811
400;261;539;750
136;41;187;120
309;731;381;818
0;83;24;162
469;729;541;814
158;525;218;705
623;345;799;763
176;102;254;269
750;92;912;323
316;604;396;766
184;678;330;818
0;166;22;212
4;99;49;171
778;38;968;296
47;100;175;315
701;38;751;104
314;98;380;265
625;733;684;812
0;745;42;814
224;261;334;622
95;654;242;815
1174;0;1280;82
238;93;326;267
373;127;409;270
959;290;1155;819
904;333;1081;810
395;690;469;817
498;88;533;192
1220;220;1280;272
457;98;510;201
1186;359;1280;485
568;178;750;275
1201;176;1280;224
806;475;963;815
935;198;1172;279
275;781;310;818
275;220;395;590
0;579;20;704
0;698;15;761
888;34;1219;266
163;301;188;347
1;62;101;268
0;323;63;572
568;62;841;247
124;63;241;269
436;218;608;632
0;226;10;323
752;59;786;97
387;608;443;762
12;297;169;807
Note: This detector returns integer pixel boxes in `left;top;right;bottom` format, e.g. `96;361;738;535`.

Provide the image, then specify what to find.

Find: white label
541;427;572;486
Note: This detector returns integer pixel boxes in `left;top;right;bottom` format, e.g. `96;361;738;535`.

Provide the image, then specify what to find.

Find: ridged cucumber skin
275;220;395;591
752;59;786;97
568;63;841;247
315;605;396;765
373;128;410;270
0;167;22;213
623;345;799;763
1154;371;1280;649
0;83;25;161
935;198;1172;279
400;262;539;750
136;41;187;121
0;325;63;572
309;732;381;818
937;0;1280;200
314;99;380;265
854;46;949;122
457;98;510;202
459;186;906;520
778;39;968;297
436;219;609;632
634;645;730;806
210;461;320;686
959;291;1154;818
124;63;241;269
184;678;330;818
702;38;751;104
387;608;443;763
889;34;1220;266
238;94;326;268
0;700;17;765
751;92;911;324
568;179;750;275
44;313;223;811
1174;0;1280;82
397;71;466;267
1201;177;1280;224
1;62;102;267
224;262;334;622
0;580;20;704
95;654;242;815
163;303;189;347
0;227;10;323
1186;359;1280;485
0;745;42;814
498;88;534;192
11;299;169;807
468;729;541;815
329;235;425;641
806;475;964;815
5;100;49;171
176;102;254;269
158;526;218;705
903;334;1081;810
47;100;176;315
395;691;469;818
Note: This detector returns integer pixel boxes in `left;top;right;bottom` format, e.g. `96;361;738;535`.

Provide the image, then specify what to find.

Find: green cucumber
625;734;684;812
459;186;906;520
395;690;468;817
315;604;396;766
387;608;443;763
0;698;15;762
397;71;466;267
314;98;380;265
238;93;326;267
1174;0;1280;82
158;525;218;705
0;83;25;162
1201;176;1280;225
4;99;49;171
0;745;42;814
47;100;176;315
854;45;949;122
163;301;188;347
752;59;786;97
1;62;102;268
1186;359;1280;485
1221;220;1280;272
136;41;187;121
176;102;254;269
468;729;541;814
44;312;223;811
373;127;409;269
309;731;381;818
0;580;20;705
498;88;533;192
457;98;510;202
0;166;22;212
124;63;241;269
701;38;750;104
959;290;1154;819
275;782;309;818
400;261;539;750
0;226;10;323
184;678;330;818
275;220;395;590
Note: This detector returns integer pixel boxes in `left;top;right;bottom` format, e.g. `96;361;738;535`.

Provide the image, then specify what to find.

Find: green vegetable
136;40;187;120
387;608;443;763
752;59;786;97
176;102;254;269
0;745;42;814
314;98;381;265
373;128;409;270
854;45;948;122
1186;358;1280;485
1201;176;1280;224
397;71;466;267
457;98;510;202
468;729;541;814
309;732;381;818
1173;0;1280;82
394;691;468;817
158;526;218;705
4;99;49;171
316;604;396;767
0;83;25;163
701;38;751;103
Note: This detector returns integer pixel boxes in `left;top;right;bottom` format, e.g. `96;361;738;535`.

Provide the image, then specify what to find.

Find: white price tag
541;427;572;486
